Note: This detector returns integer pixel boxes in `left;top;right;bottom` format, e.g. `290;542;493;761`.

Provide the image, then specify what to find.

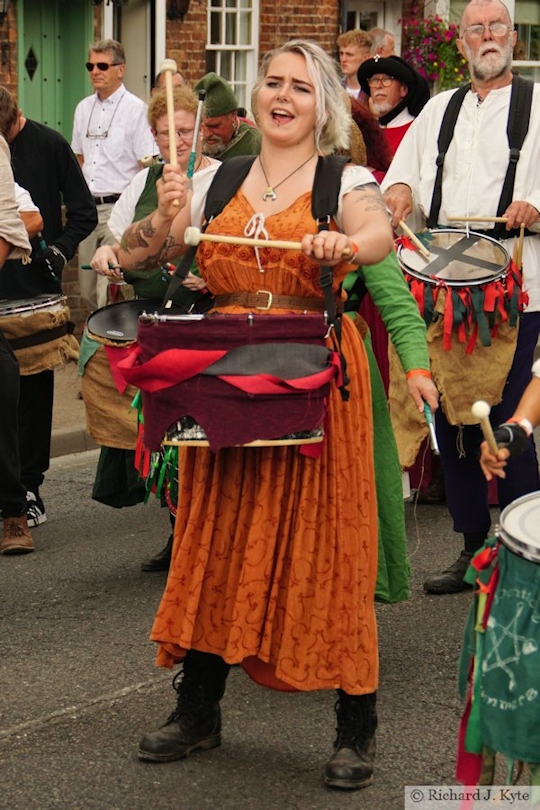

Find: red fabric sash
120;313;339;451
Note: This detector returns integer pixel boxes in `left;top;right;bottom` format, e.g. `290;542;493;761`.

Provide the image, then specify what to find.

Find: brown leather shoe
1;515;35;555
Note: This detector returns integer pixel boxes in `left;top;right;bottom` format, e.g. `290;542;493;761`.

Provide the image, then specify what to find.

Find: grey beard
468;41;513;82
471;56;511;81
202;138;226;156
371;100;393;116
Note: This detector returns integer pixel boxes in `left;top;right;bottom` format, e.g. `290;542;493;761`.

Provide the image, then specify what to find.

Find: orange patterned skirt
149;314;379;695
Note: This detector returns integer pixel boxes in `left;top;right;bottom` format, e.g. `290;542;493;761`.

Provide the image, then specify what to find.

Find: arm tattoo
351;185;388;214
119;218;183;272
120;217;157;252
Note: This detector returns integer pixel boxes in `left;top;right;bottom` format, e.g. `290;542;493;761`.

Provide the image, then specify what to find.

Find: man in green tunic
194;72;261;160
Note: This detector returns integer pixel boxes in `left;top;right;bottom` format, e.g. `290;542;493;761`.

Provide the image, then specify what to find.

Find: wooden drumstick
471;400;499;454
184;226;355;255
447;216;508;223
515;222;525;270
187;89;206;180
398;220;431;260
160;58;180;206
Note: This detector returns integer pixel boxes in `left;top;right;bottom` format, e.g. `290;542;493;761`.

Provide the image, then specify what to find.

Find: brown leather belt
214;290;325;312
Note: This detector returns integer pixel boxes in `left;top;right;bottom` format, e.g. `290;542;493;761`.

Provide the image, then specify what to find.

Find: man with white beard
357;55;430;160
382;0;540;594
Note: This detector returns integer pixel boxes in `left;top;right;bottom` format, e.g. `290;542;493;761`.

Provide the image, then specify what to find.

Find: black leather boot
141;533;173;572
325;690;377;790
423;550;474;594
138;651;230;762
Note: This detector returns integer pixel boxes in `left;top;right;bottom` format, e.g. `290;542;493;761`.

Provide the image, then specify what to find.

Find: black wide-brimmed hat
357;54;430;119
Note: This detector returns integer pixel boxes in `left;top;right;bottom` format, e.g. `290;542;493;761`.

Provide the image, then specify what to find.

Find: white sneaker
26;491;47;527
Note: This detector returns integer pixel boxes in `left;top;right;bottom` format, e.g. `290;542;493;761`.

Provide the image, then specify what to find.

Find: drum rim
397;227;510;288
86;298;162;344
0;293;66;315
497;491;540;563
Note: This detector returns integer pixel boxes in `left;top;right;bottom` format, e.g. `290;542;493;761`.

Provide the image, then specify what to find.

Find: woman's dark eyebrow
265;73;313;88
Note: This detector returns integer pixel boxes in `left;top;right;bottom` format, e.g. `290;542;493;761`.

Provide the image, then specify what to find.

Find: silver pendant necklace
259;152;316;202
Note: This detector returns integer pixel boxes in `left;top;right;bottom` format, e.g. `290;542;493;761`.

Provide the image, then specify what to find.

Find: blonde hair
336;29;373;51
148;85;199;131
253;40;350;154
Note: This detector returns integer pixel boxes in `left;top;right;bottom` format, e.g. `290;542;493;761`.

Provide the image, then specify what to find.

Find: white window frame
206;0;260;113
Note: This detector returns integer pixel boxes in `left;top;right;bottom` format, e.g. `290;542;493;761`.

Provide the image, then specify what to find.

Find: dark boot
141;533;173;572
138;650;230;762
423;550;474;594
325;690;377;790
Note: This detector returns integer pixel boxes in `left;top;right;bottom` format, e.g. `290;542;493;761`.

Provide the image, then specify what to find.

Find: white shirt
14;182;39;213
382;84;540;311
108;159;221;241
71;85;158;196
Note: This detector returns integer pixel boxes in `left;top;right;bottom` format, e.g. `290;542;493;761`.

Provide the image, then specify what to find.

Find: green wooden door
18;0;92;141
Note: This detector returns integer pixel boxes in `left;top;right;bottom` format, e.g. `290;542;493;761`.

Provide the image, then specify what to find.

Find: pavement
51;362;98;458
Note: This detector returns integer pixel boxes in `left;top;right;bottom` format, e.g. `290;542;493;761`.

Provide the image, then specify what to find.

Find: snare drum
162;416;325;447
0;294;78;374
498;491;540;563
81;299;193;449
119;311;338;452
389;230;521;464
457;492;540;771
85;299;159;348
397;228;510;288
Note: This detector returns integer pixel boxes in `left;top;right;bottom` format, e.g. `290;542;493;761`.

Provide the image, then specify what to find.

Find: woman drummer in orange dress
118;40;438;790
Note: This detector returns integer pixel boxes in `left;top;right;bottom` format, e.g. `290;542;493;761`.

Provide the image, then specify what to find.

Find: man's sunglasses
85;61;122;72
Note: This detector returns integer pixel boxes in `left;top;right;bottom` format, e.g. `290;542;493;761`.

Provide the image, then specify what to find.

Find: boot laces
334;698;373;751
166;666;208;725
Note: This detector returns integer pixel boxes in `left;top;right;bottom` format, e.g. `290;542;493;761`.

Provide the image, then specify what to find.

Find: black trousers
435;310;540;538
0;332;27;516
18;369;54;496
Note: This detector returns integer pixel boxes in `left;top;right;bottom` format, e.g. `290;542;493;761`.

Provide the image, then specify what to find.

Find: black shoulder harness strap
162;154;349;313
161;157;256;307
161;153;352;396
427;76;534;239
427;83;470;229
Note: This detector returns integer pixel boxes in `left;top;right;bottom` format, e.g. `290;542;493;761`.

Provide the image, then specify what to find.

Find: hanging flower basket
401;14;470;92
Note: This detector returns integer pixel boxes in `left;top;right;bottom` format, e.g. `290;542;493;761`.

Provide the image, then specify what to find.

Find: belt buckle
255;289;273;310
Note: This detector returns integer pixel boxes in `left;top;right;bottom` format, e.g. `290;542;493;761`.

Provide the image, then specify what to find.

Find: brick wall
165;0;342;85
259;2;340;55
0;4;19;96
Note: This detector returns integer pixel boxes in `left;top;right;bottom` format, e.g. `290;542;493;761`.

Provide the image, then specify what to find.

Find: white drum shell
497;491;540;563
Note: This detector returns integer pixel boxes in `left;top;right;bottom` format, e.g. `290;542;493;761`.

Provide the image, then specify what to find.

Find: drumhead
397;228;509;287
86;299;186;344
498;492;540;563
0;294;65;316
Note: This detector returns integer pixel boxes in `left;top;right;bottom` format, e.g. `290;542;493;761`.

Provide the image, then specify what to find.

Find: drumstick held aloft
471;400;499;454
184;227;355;255
160;57;180;207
